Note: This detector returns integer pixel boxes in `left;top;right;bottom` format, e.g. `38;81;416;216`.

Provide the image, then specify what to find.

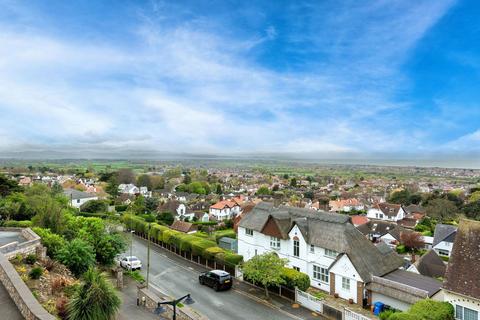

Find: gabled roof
414;250;446;279
63;188;97;200
240;202;403;282
404;204;425;215
356;220;397;237
375;203;403;217
170;220;197;233
210;199;240;210
443;219;480;299
432;224;457;247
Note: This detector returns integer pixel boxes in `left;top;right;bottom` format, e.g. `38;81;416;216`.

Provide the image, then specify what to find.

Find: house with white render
238;202;403;305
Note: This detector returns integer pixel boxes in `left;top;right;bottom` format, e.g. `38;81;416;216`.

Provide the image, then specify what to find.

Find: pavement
0;282;23;320
127;236;323;320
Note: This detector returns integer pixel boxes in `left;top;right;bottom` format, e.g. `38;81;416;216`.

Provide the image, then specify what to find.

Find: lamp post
154;294;195;320
130;230;135;260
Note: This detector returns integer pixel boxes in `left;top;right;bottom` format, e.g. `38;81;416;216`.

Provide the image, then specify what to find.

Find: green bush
178;235;198;252
25;254;37;265
77;212;109;219
408;299;454;320
379;310;395;320
215;252;243;266
3;220;33;228
57;238;96;277
115;205;128;212
388;313;420;320
122;214;148;234
280;267;310;291
214;229;236;243
162;229;180;245
32;227;67;259
396;244;407;254
191;239;217;257
203;247;225;260
29;267;43;279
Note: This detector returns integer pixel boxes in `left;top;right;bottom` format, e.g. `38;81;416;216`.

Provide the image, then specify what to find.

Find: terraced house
238;203;403;305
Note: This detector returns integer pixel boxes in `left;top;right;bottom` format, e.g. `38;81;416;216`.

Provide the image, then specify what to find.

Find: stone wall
0;252;55;320
0;228;42;260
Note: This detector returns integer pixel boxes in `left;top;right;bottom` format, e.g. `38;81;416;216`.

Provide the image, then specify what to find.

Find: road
128;237;301;320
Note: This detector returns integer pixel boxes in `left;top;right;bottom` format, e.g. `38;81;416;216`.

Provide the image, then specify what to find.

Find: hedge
281;267;310;291
77;212;110;219
387;300;454;320
204;247;225;260
150;224;169;241
214;230;237;243
3;220;33;228
191;239;218;258
162;229;181;245
115;205;128;212
123;214;148;234
215;252;243;266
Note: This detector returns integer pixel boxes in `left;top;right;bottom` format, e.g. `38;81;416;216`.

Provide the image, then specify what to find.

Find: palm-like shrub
67;268;120;320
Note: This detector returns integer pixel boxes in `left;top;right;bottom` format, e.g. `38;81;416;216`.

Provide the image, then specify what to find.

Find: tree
50;182;63;196
183;174;192;184
57;239;95;277
290;178;297;187
256;185;271;195
31;195;68;234
67;268;121;320
95;233;127;266
241;252;287;298
157;212;174;226
426;199;458;221
469;191;480;203
145;197;159;213
150;175;165;190
462;200;480;220
0;174;22;197
105;177;119;198
400;231;424;254
116;168;135;184
216;184;223;195
136;174;152;190
80;200;108;213
389;299;454;320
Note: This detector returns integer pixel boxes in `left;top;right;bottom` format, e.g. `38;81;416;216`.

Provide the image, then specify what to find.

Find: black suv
199;270;232;291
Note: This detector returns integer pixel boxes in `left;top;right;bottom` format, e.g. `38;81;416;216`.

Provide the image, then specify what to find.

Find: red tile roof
351;215;369;226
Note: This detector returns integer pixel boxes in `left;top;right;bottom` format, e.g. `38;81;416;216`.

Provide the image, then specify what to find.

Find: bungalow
367;203;406;222
432;224;457;257
170;220;197;234
158;200;195;221
329;198;364;212
238;203;403;305
118;184;139;195
63;188;98;209
443;219;480;320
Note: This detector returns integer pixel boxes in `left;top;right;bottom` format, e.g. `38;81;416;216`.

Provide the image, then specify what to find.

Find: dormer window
325;249;338;258
310;244;315;253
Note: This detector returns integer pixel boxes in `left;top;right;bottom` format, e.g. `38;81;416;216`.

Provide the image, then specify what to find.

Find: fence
345;308;373;320
295;288;323;313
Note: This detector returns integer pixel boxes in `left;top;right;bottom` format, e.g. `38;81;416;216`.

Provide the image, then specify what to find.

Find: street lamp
146;222;151;288
154;294;195;320
130;230;135;261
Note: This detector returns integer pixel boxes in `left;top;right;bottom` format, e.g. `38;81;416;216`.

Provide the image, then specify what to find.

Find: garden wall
0;227;42;259
0;252;55;320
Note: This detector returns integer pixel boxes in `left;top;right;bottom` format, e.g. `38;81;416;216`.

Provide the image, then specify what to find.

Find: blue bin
373;302;385;316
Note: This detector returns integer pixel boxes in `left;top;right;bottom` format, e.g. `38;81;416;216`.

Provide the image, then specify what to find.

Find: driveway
127;237;313;320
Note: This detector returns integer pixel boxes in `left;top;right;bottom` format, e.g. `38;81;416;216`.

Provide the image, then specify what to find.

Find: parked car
199;270;232;291
119;256;142;270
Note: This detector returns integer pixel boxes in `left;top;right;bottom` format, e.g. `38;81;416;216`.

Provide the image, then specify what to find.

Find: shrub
214;230;236;243
57;239;96;277
51;276;70;294
280;267;310;291
151;224;169;241
25;254;37;265
379;310;395;320
56;296;69;319
32;227;67;258
44;258;58;272
77;212;109;219
115;204;128;212
162;229;181;245
203;247;225;260
388;313;420;320
80;200;108;213
215;252;243;266
179;235;198;252
29;267;43;279
125;270;145;283
396;244;407;254
408;299;454;320
3;220;33;228
191;239;217;257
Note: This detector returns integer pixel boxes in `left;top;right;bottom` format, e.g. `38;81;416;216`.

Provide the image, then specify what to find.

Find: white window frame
293;239;300;257
270;236;281;249
245;228;253;236
456;305;478;320
325;249;338;258
310;244;315;253
342;277;351;291
313;265;329;283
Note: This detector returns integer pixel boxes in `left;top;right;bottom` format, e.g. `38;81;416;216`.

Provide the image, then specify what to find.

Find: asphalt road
128;237;300;320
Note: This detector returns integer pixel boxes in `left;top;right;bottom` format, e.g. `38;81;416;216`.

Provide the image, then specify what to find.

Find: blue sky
0;0;479;160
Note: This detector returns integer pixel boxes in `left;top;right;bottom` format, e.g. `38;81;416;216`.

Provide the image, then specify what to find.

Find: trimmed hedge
191;239;218;258
77;212;110;219
214;229;237;243
281;267;310;291
204;247;225;260
215;251;243;266
388;299;454;320
3;220;33;228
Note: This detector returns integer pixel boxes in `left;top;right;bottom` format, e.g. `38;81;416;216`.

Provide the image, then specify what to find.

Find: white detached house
367;203;406;222
238;203;404;305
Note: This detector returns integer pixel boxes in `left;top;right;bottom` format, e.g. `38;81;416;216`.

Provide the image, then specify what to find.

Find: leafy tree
426;199;458;221
0;174;22;197
282;174;289;179
57;239;95;277
0;192;34;221
95;233;127;266
290;178;297;187
67;268;121;320
241;252;288;298
130;196;146;215
50;182;63;196
183;174;192;184
400;231;424;255
145;197;159;213
31;195;68;234
116;168;135;184
389;299;454;320
136;174;152;190
469;191;480;203
150;175;165;190
256;185;271;195
80;200;108;213
216;184;223;195
105;177;119;198
462;200;480;220
304;191;314;200
157;212;174;226
32;227;67;258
